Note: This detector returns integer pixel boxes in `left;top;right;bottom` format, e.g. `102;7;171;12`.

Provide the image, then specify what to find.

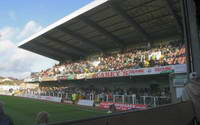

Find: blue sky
0;0;93;79
0;0;92;28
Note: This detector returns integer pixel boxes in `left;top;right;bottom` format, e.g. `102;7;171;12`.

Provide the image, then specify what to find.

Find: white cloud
0;39;15;52
17;21;43;40
0;21;58;79
0;27;16;40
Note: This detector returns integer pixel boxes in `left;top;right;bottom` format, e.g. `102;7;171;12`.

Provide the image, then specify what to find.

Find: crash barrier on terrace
48;101;198;125
19;92;170;107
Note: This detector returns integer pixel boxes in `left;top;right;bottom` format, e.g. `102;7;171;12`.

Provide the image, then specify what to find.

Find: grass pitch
0;96;106;125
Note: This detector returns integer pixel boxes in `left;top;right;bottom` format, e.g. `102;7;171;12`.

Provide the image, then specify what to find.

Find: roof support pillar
165;0;183;33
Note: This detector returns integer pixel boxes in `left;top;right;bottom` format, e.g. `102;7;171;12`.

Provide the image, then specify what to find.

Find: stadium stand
16;0;200;124
36;41;185;78
19;40;185;107
18;0;187;108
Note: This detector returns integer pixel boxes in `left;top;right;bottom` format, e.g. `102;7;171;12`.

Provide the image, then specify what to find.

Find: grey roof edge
17;0;109;48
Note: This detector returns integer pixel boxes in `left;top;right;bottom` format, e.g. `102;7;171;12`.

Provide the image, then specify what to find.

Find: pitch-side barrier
16;94;62;103
48;101;198;125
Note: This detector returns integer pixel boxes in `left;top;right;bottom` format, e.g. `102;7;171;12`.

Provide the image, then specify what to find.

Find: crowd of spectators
25;86;170;102
36;41;186;78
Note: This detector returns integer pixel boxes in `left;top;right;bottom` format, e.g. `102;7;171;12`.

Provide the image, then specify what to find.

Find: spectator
29;41;186;79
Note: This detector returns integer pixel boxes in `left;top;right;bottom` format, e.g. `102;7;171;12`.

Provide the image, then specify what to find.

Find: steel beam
32;42;77;60
182;0;200;75
28;44;64;61
165;0;183;33
182;0;200;121
79;16;125;47
110;2;151;41
43;35;88;56
59;27;104;51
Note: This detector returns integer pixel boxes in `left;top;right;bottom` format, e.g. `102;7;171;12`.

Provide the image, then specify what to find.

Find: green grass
0;96;106;125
